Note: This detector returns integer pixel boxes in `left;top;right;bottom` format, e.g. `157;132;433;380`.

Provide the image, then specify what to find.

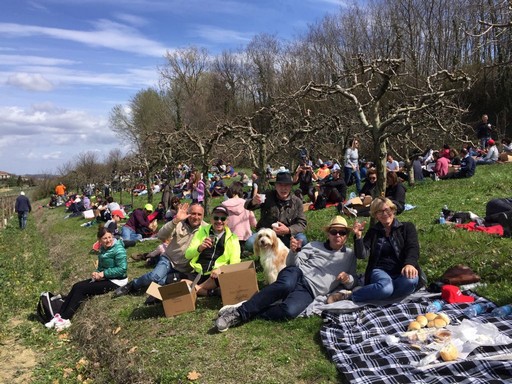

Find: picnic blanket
320;293;512;383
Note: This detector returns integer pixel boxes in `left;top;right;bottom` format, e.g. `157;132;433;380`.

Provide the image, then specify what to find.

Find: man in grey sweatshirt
215;216;357;332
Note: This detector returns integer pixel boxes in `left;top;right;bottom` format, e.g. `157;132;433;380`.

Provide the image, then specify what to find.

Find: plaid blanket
320;295;512;383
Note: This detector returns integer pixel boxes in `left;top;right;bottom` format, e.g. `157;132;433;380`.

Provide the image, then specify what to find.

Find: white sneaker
45;314;62;329
217;301;246;318
55;317;71;331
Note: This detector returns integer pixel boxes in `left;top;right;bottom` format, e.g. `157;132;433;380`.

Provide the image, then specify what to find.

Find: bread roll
434;318;447;328
408;321;421;331
440;343;458;362
436;313;451;325
427;320;435;328
425;312;437;321
416;315;428;327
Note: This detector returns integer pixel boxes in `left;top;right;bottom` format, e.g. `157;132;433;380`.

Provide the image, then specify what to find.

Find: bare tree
110;88;174;203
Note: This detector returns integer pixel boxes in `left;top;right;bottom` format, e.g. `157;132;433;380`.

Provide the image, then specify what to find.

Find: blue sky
1;0;345;175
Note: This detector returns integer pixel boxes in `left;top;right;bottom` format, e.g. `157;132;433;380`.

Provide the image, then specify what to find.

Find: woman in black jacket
385;171;406;214
327;197;422;304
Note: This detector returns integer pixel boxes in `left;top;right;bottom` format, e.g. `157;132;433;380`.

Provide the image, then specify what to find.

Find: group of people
43;167;423;336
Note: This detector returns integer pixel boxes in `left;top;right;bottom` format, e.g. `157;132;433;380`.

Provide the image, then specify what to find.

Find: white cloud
0;20;169;57
114;13;149;27
192;25;253;44
7;72;54;91
0;54;77;66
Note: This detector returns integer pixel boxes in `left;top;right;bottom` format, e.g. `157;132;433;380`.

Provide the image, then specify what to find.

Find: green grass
1;163;512;383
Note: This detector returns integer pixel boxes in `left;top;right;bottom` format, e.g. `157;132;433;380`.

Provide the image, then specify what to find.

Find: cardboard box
146;281;197;317
218;261;259;305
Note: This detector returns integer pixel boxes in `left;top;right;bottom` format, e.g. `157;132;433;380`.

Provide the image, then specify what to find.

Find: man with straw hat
215;215;357;332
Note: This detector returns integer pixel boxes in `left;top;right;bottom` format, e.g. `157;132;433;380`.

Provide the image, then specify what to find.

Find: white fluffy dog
253;228;289;284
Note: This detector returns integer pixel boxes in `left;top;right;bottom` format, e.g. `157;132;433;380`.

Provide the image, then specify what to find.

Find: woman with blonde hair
328;197;423;303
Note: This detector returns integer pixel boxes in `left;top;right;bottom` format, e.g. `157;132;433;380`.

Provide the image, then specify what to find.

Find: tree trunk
375;140;387;197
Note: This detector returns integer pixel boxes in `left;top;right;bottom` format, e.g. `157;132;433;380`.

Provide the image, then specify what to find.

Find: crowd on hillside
39;113;512;333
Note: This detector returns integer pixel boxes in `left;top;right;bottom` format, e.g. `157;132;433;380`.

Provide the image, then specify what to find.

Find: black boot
112;281;134;298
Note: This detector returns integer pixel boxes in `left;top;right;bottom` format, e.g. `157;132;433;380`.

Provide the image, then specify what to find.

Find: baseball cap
111;210;125;219
441;285;475;304
212;205;229;216
144;203;154;212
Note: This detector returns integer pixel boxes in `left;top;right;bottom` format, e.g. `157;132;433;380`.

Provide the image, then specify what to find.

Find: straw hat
323;216;350;231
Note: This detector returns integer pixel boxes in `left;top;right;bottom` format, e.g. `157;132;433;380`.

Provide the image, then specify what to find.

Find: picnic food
408;321;422;331
439;342;458;361
425;312;437;321
416;315;428;327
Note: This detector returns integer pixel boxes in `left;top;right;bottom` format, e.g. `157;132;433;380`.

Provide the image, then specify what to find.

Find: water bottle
491;304;512;317
439;211;446;224
426;299;445;313
349;192;357;199
462;303;492;318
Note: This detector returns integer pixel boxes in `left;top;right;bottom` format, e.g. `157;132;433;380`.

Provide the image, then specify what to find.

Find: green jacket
97;239;128;279
185;224;241;275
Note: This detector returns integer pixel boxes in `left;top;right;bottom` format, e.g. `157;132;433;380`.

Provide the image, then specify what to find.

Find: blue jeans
18;211;28;229
344;166;361;194
352;268;419;303
244;232;308;252
476;158;496;165
237;266;314;321
132;255;170;290
121;225;142;242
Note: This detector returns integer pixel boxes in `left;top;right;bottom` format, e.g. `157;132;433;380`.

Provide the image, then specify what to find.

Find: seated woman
221;182;257;249
385;171;406;214
327;197;423;304
45;227;128;331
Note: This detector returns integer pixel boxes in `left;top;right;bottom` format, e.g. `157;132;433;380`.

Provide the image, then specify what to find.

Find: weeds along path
0;205;96;383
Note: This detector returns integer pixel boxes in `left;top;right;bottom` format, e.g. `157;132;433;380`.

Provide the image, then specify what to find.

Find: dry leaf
77;374;83;382
58;333;69;340
128;346;138;354
62;368;74;378
53;380;59;384
113;326;122;335
187;370;202;381
76;358;89;369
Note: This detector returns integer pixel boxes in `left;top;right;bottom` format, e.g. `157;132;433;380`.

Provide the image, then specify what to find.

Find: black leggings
60;279;118;320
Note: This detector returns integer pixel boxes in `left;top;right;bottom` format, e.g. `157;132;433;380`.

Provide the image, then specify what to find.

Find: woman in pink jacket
222;182;257;249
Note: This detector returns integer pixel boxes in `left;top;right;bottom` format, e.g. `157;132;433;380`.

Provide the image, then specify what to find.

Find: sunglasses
328;229;348;236
376;208;393;216
213;215;227;222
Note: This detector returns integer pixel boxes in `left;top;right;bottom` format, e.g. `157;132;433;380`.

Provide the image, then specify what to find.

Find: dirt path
0;320;37;383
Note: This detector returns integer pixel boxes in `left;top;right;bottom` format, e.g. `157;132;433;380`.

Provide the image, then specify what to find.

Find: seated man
215;216;357;332
449;148;476;179
121;204;154;241
293;162;317;203
185;205;241;296
209;175;227;197
244;172;307;251
112;203;206;299
476;139;499;165
319;168;347;204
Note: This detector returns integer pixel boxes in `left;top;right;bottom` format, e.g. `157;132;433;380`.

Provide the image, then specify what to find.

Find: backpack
36;292;65;324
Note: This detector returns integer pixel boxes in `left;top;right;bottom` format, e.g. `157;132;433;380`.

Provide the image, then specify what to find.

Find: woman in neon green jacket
185;206;240;296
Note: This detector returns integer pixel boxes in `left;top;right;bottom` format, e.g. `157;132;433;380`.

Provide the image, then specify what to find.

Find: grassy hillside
1;163;511;383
